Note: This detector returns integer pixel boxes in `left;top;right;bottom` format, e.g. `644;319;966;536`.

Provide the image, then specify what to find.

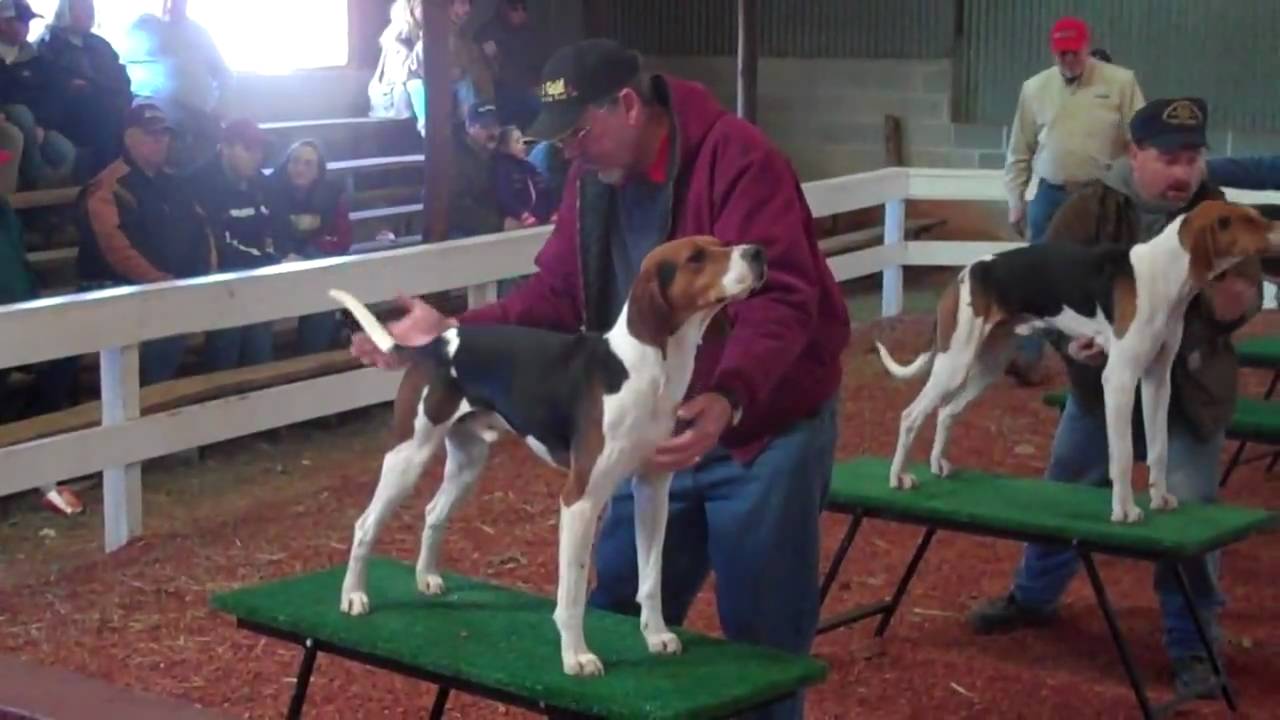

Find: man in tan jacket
1004;16;1146;382
972;97;1259;700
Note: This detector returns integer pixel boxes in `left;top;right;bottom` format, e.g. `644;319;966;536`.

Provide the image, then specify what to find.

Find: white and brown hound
875;200;1280;523
327;235;766;676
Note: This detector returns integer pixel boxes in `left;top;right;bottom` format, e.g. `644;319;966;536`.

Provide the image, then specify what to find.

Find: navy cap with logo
125;103;175;134
526;38;642;141
1129;97;1208;152
466;101;499;128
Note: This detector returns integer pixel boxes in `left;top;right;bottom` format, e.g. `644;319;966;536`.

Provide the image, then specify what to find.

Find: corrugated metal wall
603;0;954;58
958;0;1280;131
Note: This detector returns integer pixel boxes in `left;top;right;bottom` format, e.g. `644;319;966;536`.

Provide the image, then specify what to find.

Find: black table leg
428;686;451;719
1171;565;1237;711
874;527;936;637
819;511;863;606
1220;441;1248;487
287;637;319;720
1077;549;1155;720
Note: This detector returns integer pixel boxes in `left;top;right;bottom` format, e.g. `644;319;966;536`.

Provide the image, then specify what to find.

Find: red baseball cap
1049;16;1089;54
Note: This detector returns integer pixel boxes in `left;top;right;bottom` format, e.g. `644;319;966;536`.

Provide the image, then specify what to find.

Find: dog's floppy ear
627;259;678;356
1182;204;1224;286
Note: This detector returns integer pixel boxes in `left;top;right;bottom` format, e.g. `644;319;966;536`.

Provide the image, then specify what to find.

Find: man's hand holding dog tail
338;292;457;370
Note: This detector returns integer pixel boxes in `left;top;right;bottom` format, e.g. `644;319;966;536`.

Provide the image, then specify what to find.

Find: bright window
27;0;348;75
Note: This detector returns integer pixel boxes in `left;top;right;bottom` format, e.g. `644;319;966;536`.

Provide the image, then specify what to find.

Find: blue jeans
406;79;427;136
2;103;75;190
588;397;838;720
296;311;341;355
1013;178;1072;367
1012;392;1226;660
139;335;188;386
203;323;274;372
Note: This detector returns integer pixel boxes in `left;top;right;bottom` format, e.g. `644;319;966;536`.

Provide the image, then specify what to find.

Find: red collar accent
645;129;670;184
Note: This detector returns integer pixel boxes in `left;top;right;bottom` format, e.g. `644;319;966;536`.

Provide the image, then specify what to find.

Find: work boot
967;592;1056;635
1173;654;1223;700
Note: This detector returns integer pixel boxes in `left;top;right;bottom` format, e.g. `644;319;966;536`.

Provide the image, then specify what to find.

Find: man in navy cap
351;38;849;719
970;97;1259;699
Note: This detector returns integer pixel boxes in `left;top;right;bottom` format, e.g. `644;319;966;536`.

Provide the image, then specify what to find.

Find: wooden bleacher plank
818;217;946;257
0;349;359;449
350;203;423;222
260;117;408;131
11;186;80;210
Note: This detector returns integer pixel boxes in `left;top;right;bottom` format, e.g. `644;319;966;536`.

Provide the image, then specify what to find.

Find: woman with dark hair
36;0;132;178
268;140;353;354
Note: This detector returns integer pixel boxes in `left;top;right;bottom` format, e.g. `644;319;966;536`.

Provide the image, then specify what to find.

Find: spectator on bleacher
367;0;425;134
268;139;352;354
0;115;21;194
36;0;132;180
188;117;279;372
1002;16;1145;385
527;138;566;211
0;146;82;516
77;103;217;386
490;124;554;228
443;0;493;124
0;0;77;190
475;0;547;130
442;101;501;239
118;0;231;174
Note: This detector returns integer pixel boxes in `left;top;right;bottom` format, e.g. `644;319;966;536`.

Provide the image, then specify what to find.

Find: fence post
467;281;499;309
881;198;905;317
100;344;141;553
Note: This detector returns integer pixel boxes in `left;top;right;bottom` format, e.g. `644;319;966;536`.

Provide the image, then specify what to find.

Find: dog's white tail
329;289;397;353
874;341;935;379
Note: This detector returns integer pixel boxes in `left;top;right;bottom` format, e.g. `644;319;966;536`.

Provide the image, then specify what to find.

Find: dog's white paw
563;652;605;676
1110;503;1144;524
416;572;446;596
890;472;917;490
645;631;683;655
931;457;953;478
1149;492;1179;511
340;591;370;616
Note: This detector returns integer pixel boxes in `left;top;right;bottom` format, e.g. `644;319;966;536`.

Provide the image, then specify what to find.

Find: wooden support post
582;0;610;38
736;0;758;122
881;199;905;318
884;114;904;166
100;345;141;552
422;0;454;244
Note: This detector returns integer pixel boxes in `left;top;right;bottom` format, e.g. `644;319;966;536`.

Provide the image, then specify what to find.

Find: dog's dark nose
743;245;765;268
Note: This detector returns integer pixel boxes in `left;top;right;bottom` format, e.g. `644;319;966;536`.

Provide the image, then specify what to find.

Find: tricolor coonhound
875;200;1280;523
328;235;766;676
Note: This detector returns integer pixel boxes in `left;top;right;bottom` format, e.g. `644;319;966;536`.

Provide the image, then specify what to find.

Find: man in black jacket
0;0;76;189
186;117;280;371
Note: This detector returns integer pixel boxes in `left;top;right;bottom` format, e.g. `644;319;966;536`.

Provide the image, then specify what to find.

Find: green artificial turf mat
829;457;1274;557
1043;389;1280;441
209;558;826;720
1236;335;1280;368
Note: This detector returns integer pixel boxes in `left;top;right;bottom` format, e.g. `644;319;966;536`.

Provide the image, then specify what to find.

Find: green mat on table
1237;335;1280;368
209;557;826;720
828;457;1273;557
1042;389;1280;440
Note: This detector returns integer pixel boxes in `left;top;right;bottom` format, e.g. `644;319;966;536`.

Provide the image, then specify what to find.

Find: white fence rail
2;167;1277;551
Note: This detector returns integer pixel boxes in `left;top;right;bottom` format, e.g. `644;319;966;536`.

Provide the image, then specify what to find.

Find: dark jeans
204;322;274;372
1013;178;1072;367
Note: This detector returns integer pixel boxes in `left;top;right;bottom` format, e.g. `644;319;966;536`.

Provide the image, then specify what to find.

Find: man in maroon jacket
352;39;849;718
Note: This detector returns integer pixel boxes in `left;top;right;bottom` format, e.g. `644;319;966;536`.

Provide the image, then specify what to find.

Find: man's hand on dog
350;294;456;370
1207;275;1258;324
644;393;734;473
1068;337;1107;367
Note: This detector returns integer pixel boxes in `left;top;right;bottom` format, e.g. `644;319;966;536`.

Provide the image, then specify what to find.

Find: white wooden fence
1;167;1277;552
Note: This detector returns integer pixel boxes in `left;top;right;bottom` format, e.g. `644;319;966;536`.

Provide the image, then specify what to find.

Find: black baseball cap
125;103;175;134
466;101;498;128
1129;97;1208;152
525;38;642;141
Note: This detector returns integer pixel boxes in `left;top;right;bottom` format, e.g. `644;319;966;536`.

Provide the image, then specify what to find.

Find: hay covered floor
3;312;1280;719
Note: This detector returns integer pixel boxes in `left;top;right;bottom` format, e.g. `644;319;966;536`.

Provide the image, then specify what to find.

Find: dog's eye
1217;216;1232;231
687;248;706;265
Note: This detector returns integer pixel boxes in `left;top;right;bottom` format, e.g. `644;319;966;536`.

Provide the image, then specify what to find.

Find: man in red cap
1002;15;1145;385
